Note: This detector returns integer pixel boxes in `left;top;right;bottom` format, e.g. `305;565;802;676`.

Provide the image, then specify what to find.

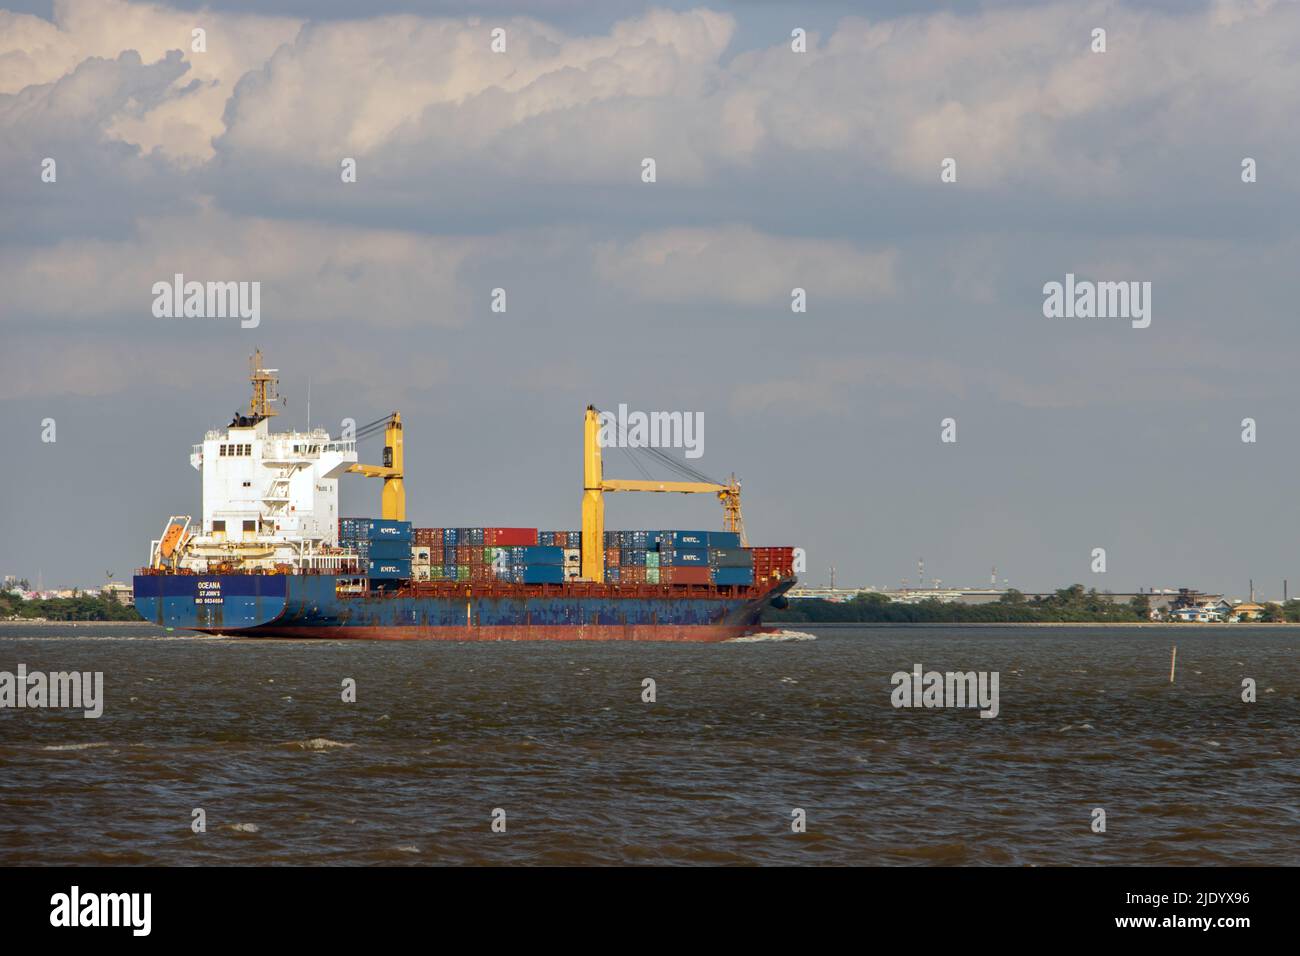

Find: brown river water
0;624;1295;865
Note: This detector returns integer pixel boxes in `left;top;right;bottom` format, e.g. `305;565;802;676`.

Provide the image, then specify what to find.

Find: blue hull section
134;574;289;631
133;574;792;641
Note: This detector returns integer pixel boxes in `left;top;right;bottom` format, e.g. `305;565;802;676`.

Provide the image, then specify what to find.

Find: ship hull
134;573;793;642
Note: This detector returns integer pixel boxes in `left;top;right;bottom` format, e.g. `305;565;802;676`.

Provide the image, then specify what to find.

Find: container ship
133;354;796;641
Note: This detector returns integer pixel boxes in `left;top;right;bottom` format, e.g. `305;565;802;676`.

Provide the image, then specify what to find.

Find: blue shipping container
712;567;754;586
342;519;411;541
367;539;411;560
657;530;708;549
707;531;741;549
519;565;565;584
368;559;411;578
661;547;708;566
515;546;564;566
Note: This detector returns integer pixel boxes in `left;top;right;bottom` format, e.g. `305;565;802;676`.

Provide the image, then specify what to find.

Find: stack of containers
748;546;796;587
595;530;754;586
491;545;565;584
656;530;711;585
709;535;753;586
411;528;569;584
339;518;413;579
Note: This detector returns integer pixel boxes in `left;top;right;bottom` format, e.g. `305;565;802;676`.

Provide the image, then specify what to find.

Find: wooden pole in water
1169;645;1177;683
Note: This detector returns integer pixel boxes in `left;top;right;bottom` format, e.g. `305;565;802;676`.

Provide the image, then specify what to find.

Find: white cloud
593;225;896;305
0;201;481;327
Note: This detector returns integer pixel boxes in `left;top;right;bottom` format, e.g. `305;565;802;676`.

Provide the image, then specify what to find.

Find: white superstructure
168;353;360;573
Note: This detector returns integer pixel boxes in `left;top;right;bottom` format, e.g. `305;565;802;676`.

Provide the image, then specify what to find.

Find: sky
1;0;1298;598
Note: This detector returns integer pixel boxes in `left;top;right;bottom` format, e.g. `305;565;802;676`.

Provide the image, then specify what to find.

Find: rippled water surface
1;624;1295;865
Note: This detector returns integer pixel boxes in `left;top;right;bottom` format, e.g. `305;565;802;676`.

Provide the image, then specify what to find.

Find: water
0;624;1295;865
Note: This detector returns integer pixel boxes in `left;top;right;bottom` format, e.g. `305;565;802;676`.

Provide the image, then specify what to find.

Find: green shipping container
646;567;660;584
645;552;660;568
456;565;470;582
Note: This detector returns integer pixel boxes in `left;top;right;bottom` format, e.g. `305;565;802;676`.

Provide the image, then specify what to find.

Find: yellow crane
348;413;405;520
581;405;744;582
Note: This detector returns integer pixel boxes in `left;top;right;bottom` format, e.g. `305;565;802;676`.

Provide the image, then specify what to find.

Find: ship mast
248;349;279;421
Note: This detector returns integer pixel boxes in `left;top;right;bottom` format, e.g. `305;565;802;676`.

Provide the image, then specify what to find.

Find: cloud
593;225;896;305
0;0;301;161
0;200;481;327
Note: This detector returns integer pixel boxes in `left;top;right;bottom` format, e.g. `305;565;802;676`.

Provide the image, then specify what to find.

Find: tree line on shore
1;591;143;622
767;584;1300;624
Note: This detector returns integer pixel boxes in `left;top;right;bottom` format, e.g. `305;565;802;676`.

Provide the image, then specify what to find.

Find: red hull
204;623;777;642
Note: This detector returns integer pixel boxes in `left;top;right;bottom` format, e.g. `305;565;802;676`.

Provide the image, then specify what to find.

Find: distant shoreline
1;619;148;627
797;621;1300;629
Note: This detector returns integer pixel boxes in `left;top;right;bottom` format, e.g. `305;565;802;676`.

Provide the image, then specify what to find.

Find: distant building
1228;601;1265;622
102;582;135;606
1171;600;1232;622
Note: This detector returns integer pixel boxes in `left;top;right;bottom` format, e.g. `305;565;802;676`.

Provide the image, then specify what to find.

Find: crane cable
592;406;724;486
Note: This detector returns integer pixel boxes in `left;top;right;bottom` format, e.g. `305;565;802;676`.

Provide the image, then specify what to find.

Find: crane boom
580;406;745;582
346;412;405;520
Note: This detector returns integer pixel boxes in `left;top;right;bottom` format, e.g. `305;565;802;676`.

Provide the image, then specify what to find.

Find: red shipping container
623;566;647;584
456;545;477;565
469;564;493;583
748;546;796;582
663;566;710;585
605;548;620;567
489;528;538;546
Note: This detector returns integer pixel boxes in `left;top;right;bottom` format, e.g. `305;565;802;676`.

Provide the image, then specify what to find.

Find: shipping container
707;531;741;549
661;547;708;566
413;528;444;548
562;548;581;566
656;530;707;549
605;548;620;567
515;545;564;566
749;546;797;585
484;528;538;546
367;538;413;560
712;566;754;586
519;565;564;585
645;551;660;568
367;559;410;579
645;567;660;584
661;566;710;585
341;518;411;541
708;547;753;568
